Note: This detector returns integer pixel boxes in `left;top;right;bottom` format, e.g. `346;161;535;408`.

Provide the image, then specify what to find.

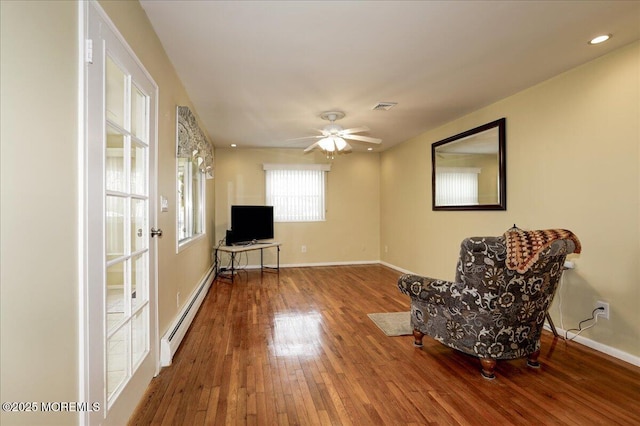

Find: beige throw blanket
504;227;581;273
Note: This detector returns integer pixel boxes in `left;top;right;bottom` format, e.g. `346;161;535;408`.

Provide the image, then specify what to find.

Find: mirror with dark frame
432;118;506;211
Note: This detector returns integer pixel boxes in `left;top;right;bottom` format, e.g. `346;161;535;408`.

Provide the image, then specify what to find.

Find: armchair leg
412;329;424;347
527;350;541;368
480;358;496;380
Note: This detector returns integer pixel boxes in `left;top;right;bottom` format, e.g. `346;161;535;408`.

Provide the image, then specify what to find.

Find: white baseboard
544;323;640;367
379;260;414;274
233;259;380;270
280;260;380;268
160;266;214;367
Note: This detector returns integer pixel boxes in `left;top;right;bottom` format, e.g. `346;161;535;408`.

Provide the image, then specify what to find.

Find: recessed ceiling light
367;147;373;151
231;144;237;147
589;34;611;45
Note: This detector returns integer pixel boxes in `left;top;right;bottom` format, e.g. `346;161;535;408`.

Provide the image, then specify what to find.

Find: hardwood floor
130;265;640;425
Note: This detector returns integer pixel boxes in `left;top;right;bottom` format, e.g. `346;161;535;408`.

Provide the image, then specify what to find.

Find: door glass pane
106;56;126;128
107;325;128;399
131;85;147;140
130;141;146;195
131;309;147;368
106;127;125;193
106;262;126;332
131;198;147;253
131;253;147;309
106;196;125;261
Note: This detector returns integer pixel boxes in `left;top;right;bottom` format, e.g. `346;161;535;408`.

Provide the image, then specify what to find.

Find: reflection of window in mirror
177;155;204;245
432;118;506;211
435;147;499;205
435;167;480;205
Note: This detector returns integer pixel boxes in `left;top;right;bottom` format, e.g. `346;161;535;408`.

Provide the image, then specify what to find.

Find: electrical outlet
301;245;307;253
595;301;609;320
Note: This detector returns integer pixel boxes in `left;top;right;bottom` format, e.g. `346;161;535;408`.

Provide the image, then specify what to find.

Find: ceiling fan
291;111;382;158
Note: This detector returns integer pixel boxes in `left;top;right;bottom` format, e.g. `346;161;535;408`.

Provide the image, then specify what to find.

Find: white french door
84;2;158;425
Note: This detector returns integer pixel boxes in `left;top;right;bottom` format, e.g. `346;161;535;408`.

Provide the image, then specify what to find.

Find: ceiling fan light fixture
334;137;347;151
298;111;380;156
318;137;335;151
318;136;347;152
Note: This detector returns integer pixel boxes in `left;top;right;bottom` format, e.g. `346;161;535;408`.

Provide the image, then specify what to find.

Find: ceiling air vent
372;102;397;111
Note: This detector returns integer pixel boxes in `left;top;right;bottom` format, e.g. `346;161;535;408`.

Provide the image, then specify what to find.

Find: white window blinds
264;164;330;222
435;167;480;206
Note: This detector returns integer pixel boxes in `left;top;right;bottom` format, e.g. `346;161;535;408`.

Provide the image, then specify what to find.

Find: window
264;164;331;222
177;156;204;242
435;167;480;206
176;106;213;248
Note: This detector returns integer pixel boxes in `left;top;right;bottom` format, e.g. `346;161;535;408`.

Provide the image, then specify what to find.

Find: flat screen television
227;205;274;245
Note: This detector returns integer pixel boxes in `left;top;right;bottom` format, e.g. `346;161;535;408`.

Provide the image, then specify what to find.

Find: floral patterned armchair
398;229;580;379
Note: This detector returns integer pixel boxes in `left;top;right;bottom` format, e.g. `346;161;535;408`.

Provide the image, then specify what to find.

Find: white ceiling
139;1;640;152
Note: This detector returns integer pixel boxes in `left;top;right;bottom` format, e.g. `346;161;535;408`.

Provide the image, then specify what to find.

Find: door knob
151;227;163;238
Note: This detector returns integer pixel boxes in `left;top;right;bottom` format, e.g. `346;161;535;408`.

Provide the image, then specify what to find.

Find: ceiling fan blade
287;135;322;142
340;126;370;135
343;134;382;144
303;141;321;153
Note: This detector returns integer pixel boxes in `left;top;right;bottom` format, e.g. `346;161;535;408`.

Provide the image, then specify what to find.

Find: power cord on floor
564;307;604;341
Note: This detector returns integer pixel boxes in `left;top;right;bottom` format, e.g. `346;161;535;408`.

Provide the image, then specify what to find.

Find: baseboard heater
160;266;214;367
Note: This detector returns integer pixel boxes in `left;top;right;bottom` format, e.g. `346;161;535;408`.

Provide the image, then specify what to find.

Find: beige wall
0;2;79;425
214;149;380;265
381;41;640;358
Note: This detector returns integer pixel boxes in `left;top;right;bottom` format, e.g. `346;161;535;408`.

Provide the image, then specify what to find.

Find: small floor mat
367;311;412;336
